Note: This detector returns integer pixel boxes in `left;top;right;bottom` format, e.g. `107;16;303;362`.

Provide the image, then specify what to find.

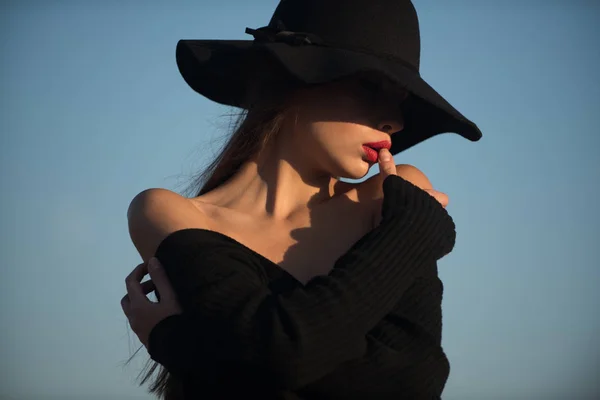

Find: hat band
244;25;419;74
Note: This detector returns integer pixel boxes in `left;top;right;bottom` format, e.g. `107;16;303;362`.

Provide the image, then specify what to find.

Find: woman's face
283;77;407;180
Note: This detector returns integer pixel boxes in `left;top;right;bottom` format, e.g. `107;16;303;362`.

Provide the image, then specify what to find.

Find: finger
147;258;176;301
140;279;156;295
377;148;396;179
125;262;150;303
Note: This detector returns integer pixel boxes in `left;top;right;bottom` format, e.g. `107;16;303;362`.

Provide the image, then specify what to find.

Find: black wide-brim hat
175;0;482;155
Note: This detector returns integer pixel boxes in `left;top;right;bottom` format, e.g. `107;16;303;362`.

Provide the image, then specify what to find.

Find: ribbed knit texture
148;175;456;399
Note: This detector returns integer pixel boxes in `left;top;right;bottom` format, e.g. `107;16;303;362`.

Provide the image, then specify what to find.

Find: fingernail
148;257;159;270
379;148;391;161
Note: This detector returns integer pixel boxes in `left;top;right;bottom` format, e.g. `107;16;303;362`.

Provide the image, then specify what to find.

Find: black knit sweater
148;175;456;399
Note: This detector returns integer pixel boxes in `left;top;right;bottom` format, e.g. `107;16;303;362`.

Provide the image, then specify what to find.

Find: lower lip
362;146;379;163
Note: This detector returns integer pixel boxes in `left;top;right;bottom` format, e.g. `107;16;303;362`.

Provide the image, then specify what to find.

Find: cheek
291;90;379;153
301;121;341;152
305;91;372;125
329;97;374;125
298;120;374;179
308;121;371;150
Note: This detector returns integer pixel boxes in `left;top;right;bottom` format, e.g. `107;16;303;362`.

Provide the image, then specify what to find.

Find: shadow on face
269;74;409;180
289;74;408;132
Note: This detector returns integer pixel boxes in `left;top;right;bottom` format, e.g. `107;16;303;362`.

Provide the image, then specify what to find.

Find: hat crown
267;0;421;71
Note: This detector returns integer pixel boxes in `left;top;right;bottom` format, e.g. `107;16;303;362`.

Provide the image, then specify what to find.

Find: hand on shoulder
127;188;206;262
360;149;449;208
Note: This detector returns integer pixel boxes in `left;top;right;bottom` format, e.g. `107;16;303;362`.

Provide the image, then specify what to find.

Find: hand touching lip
363;141;392;151
377;148;449;208
363;141;392;163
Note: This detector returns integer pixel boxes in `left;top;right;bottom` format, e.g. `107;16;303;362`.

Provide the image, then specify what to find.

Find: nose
377;119;404;134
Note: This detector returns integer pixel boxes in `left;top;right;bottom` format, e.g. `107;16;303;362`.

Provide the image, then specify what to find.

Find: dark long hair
134;57;298;400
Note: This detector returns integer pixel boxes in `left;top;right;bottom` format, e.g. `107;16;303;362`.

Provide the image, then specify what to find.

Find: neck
200;130;346;221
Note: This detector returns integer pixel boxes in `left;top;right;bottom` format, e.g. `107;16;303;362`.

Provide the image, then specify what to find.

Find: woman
121;0;482;398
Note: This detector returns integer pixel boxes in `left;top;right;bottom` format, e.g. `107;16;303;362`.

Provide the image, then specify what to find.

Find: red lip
362;146;379;163
363;141;392;151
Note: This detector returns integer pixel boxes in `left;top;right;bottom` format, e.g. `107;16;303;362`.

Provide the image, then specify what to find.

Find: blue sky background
1;1;599;399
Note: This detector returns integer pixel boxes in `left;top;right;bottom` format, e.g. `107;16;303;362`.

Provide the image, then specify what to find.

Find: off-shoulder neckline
155;227;303;283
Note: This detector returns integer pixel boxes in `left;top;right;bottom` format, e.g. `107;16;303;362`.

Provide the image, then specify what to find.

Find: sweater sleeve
147;175;456;389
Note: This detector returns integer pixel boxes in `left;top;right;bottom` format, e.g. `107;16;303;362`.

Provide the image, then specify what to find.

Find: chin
337;162;371;180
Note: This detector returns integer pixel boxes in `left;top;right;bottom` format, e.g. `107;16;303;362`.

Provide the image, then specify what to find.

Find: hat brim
176;39;482;154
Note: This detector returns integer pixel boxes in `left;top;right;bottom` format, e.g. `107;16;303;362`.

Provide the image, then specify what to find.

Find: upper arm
394;164;433;191
127;188;206;262
361;164;434;199
359;164;434;227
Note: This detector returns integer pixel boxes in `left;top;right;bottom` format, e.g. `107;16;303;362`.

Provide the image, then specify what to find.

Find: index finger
125;262;150;303
147;258;176;302
377;148;396;180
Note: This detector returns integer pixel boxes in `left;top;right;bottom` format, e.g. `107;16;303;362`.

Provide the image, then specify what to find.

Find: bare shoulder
127;188;208;262
357;164;433;200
